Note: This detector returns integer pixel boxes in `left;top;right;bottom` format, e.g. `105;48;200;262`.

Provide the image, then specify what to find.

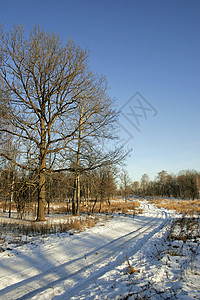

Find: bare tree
132;181;139;195
0;26;107;220
66;78;120;215
177;170;199;200
120;169;132;200
0;25;127;220
0;107;18;218
140;173;149;196
156;170;168;197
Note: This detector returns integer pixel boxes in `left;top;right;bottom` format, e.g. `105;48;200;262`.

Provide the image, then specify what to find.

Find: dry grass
49;204;70;214
0;214;100;251
168;216;200;241
0;198;142;217
49;199;142;215
0;198;141;238
125;255;140;275
80;199;141;215
148;198;200;215
0;214;100;236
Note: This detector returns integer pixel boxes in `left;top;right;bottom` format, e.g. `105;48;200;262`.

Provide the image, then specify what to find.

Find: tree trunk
9;174;14;218
47;179;51;214
37;169;46;221
72;179;76;215
76;174;80;216
3;195;7;213
72;108;82;216
47;200;50;214
72;173;80;216
99;197;102;213
87;184;90;213
92;197;98;213
37;115;46;221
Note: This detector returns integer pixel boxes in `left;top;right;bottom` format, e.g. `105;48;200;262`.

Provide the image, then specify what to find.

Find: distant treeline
130;170;200;200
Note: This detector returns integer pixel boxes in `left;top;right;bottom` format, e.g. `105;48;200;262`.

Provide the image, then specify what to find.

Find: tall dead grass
79;200;141;214
0;198;141;216
48;199;142;215
0;199;141;237
149;198;200;215
168;216;200;241
0;215;100;236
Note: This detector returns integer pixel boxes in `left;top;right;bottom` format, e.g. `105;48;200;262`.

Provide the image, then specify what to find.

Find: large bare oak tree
0;25;125;220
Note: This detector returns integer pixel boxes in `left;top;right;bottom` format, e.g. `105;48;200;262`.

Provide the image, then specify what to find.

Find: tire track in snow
63;214;169;299
0;215;151;281
0;210;168;300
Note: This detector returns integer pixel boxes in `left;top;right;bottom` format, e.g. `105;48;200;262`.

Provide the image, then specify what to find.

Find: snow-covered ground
0;201;199;299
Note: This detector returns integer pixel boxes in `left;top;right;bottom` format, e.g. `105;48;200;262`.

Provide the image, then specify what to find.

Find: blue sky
1;0;200;181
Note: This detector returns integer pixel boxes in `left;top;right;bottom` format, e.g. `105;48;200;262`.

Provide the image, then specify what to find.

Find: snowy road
0;202;171;299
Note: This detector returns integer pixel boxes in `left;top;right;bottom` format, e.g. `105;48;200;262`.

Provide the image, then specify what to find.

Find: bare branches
0;25;127;220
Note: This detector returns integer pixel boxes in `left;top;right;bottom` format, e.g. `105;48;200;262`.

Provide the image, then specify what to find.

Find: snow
0;200;199;299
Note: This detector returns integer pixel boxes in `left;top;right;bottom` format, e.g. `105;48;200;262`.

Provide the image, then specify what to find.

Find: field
0;199;141;237
148;197;200;215
0;197;199;299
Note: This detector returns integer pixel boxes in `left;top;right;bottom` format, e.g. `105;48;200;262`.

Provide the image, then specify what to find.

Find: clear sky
1;0;200;181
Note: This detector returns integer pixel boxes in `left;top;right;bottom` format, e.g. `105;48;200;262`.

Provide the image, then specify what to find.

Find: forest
0;165;199;220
